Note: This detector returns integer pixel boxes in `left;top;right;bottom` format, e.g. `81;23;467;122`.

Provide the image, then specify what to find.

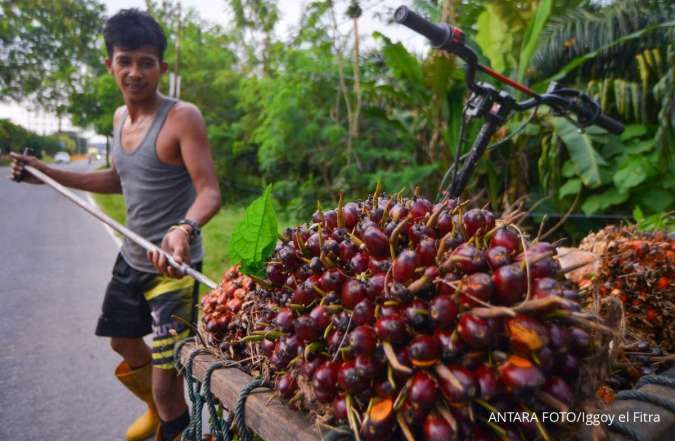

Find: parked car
54;151;71;164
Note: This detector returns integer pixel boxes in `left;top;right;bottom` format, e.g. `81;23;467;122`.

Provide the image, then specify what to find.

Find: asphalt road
0;159;147;440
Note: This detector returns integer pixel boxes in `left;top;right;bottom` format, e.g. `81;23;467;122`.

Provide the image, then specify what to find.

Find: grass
91;192;294;291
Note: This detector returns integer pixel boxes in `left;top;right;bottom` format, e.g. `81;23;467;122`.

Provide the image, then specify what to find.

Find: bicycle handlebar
394;6;624;134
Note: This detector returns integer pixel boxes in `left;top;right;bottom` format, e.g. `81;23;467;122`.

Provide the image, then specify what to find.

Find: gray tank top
112;96;204;273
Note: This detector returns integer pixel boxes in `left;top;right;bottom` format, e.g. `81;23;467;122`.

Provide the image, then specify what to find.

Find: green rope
203;361;237;441
233;378;266;441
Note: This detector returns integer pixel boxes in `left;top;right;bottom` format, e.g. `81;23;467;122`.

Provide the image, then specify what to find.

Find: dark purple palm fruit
332;395;348;423
408;334;440;367
368;256;390;273
275;307;295;333
322;238;340;260
363;226;389;258
542;376;575;408
343;202;360;229
547;323;571;354
275;372;297;400
278;245;301;271
312;361;339;403
309;304;332;330
319;267;345;292
475;364;500;400
435;329;465;361
349;252;370;274
486;246;512;270
459;272;494;307
447;243;487;274
323;210;337;230
410;197;433;221
423;413;456;441
532;277;563;300
404;298;431;331
408;370;439;410
436;363;477;402
393;249;418;283
375;313;409;345
416;237;437;267
429;294;458;329
492;263;526;305
341;278;367;309
266;263;286;287
498;355;545;393
337;360;369;394
349;325;378;355
352;298;375;325
294;314;319;343
326;329;345;353
519;241;561;279
409;223;435;245
458;313;494;349
490;226;521;252
435;210;454;237
306;232;322;256
292;280;317;306
390;202;409;222
355;354;380;379
338;239;359;263
462;208;495;238
366;273;386;299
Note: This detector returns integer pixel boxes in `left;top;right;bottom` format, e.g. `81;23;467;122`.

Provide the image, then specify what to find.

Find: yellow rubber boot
115;361;160;441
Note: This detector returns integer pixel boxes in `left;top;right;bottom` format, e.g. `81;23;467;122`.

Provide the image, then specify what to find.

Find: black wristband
177;218;200;243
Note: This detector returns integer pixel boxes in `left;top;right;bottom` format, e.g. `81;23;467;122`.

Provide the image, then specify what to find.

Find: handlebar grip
593;112;624;135
394;6;449;47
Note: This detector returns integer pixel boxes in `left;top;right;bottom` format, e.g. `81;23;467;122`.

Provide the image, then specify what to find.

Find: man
10;9;221;441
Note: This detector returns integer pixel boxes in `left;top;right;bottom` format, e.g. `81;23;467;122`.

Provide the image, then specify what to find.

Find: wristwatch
177;218;201;243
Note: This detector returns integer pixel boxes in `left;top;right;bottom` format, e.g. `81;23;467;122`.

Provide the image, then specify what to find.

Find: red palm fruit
505;315;549;352
333;394;348;423
475;364;499;400
320;267;346;292
435;273;459;296
532;277;563;298
435;329;465;361
436;364;477;402
430;294;458;329
400;399;426;426
338;360;368;394
556;353;580;377
309;305;331;330
460;272;494;306
486;246;512;270
355;354;380;379
285;274;297;290
449;243;487;274
498;355;545;392
306;232;322;256
343;202;360;229
275;308;295;333
331;226;349;242
490;227;521;252
435;210;454;236
404;298;431;330
409;223;435;245
363;226;389;258
374;379;397;399
440;231;466;254
368;257;391;273
292;283;317;306
492;263;526;305
379;303;402;317
353;298;375;325
327;329;345;353
341;279;367;309
408;370;439;410
314;387;336;404
278;334;301;359
266;263;286;287
322;238;339;258
366;272;386;298
275;372;297;400
521;254;561;281
261;339;276;357
323;210;337;229
416;237;438;267
338;240;359;263
458;313;493;348
349;325;377;355
360;399;395;441
570;327;592;355
349;252;370;274
294;314;319;343
462;208;495;238
313;361;339;393
423;413;455;441
278;246;301;271
375;314;409;344
547;323;570;354
411;197;433;220
357;218;377;236
390;202;409;221
300;355;325;378
408;335;440;367
542;376;575;407
393;250;418;283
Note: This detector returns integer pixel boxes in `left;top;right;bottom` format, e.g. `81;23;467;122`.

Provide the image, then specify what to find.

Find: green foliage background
2;0;674;236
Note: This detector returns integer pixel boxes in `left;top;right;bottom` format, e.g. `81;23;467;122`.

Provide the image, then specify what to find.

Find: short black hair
103;9;167;60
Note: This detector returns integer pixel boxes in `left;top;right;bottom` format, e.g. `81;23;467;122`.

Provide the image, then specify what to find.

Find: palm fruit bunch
249;191;607;441
575;225;674;395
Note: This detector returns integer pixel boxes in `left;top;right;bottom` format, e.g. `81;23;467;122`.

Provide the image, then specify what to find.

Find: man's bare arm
10;153;123;194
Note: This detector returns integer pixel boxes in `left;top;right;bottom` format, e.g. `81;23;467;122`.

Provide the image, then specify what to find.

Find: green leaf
517;0;553;83
632;206;645;224
620;124;649;141
581;188;630;214
228;185;278;277
613;158;647;192
475;4;512;72
561;160;577;178
553;117;606;188
635;188;675;213
379;37;424;85
624;139;655;155
559;179;581;198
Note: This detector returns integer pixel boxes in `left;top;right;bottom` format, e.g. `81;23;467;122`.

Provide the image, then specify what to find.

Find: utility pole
171;1;182;98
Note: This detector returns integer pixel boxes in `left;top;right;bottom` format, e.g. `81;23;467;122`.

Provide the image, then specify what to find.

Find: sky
0;0;429;141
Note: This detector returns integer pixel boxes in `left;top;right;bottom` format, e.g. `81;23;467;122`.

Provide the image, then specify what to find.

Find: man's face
106;45;168;101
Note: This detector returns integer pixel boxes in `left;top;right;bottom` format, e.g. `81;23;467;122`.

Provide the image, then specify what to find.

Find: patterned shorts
95;253;201;369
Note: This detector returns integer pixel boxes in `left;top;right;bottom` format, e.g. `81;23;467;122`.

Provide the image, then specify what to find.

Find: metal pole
22;164;218;289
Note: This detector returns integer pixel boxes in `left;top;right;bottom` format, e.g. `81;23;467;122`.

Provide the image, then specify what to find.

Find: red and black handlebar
394;6;624;135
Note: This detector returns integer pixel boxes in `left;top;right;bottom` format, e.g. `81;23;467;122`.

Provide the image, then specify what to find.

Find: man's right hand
9;152;45;185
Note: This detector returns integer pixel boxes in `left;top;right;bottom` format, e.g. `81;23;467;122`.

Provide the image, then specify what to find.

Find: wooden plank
179;342;323;441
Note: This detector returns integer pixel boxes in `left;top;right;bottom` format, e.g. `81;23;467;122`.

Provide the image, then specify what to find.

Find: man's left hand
147;228;191;278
